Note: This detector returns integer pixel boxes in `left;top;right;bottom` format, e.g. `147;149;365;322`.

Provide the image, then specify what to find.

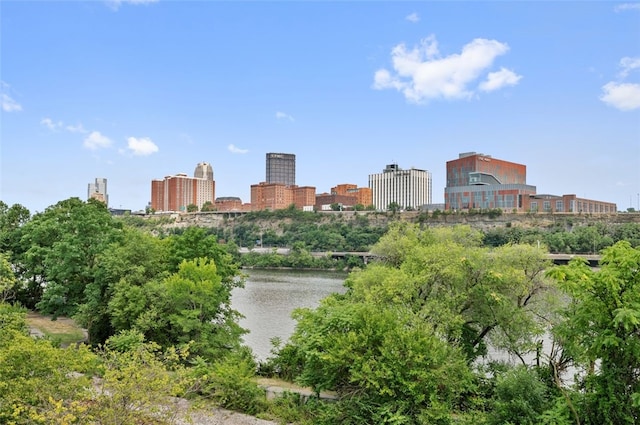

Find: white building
369;164;432;211
88;177;108;206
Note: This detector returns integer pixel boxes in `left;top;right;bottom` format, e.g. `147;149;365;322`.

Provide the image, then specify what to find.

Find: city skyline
1;1;639;213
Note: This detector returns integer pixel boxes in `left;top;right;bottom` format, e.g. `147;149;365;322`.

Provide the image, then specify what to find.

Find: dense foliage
1;198;639;424
265;224;640;424
548;241;640;425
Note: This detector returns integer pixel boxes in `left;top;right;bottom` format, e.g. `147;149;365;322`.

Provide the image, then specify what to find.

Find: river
232;269;348;362
232;269;560;372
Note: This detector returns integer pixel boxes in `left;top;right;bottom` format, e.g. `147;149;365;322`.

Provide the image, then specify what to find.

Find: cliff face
149;211;640;234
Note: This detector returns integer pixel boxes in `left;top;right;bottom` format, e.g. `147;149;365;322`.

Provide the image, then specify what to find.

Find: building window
555;200;563;212
531;201;538;212
543;201;551;211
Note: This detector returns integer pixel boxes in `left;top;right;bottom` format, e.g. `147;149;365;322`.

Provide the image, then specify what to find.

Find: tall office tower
444;152;536;211
368;164;432;211
88;177;108;206
194;162;214;180
266;153;295;186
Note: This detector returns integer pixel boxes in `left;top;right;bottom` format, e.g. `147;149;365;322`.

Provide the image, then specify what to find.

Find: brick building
214;197;251;212
526;194;616;214
444;152;616;213
250;182;316;211
332;184;373;207
444;152;536;211
150;163;216;212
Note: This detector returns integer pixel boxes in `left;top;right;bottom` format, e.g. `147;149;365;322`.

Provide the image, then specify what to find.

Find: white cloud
41;117;88;133
600;56;640;110
107;0;158;10
479;67;523;92
126;136;159;156
405;12;420;23
228;144;249;154
66;123;87;133
84;131;113;150
619;57;640;78
373;35;519;103
275;111;294;121
1;81;22;112
615;3;640;12
600;82;640;111
1;94;22;112
41;117;63;131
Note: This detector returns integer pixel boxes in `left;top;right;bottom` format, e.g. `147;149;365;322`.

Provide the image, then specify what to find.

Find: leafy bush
488;366;549;425
191;350;267;415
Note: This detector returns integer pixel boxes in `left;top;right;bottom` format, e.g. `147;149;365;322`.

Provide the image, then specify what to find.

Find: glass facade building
266;153;295;186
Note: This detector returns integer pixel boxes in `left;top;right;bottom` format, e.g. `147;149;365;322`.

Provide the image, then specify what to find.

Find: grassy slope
25;311;87;346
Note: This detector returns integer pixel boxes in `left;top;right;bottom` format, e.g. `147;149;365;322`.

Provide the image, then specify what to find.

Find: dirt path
25;311;88;343
180;407;278;425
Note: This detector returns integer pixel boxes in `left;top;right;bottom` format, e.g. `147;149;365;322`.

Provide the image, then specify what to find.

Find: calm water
232;269;347;361
232;269;561;375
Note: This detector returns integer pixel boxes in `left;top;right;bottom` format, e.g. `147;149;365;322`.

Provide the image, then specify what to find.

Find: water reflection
232;269;347;362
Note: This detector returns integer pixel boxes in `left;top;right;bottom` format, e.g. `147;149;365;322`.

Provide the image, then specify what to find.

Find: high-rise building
194;162;214;180
368;164;432;211
150;163;215;212
444;152;536;211
266;153;295;186
88;177;108;206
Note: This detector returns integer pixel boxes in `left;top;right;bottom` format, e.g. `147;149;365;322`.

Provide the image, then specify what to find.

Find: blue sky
1;0;639;213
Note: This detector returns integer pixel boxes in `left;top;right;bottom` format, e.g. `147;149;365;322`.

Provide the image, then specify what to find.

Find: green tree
548;241;640;424
16;198;122;313
363;228;550;362
387;201;401;213
489;366;550;425
201;200;215;212
186;203;198;213
0;201;30;256
0;253;17;303
109;258;245;358
286;298;472;423
167;226;239;286
271;224;554;422
76;227;170;345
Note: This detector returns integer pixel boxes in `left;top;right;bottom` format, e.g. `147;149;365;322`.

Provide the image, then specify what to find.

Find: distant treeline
128;206;640;255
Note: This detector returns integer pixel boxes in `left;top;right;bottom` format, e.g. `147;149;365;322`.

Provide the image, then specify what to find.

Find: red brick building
214;197;251;212
526;194;616;214
151;172;215;212
444;152;616;213
332;184;373;207
250;183;316;211
445;152;535;211
315;193;357;211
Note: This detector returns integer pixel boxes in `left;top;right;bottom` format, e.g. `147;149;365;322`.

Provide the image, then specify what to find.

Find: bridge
546;253;601;267
240;248;601;266
322;252;601;266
